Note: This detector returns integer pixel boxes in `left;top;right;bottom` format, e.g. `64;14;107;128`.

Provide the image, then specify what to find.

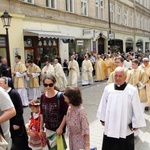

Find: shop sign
0;37;6;46
136;42;142;47
77;40;84;46
83;29;92;35
108;33;115;40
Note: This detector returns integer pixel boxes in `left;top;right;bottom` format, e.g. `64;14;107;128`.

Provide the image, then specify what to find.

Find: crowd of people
0;50;149;149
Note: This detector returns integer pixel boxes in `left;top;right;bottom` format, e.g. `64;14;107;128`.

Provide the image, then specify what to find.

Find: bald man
97;67;146;150
0;58;11;77
53;59;67;89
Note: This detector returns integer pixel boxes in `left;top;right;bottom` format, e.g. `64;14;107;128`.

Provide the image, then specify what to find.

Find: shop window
38;39;57;47
24;38;33;47
37;47;58;66
37;38;58;66
0;36;7;62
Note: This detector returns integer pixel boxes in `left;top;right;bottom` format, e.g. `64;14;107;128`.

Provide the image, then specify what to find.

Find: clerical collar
134;68;139;71
17;62;21;64
6;87;11;93
114;82;127;90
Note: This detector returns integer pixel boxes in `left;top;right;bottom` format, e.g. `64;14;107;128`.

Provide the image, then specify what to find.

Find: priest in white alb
53;59;67;90
41;60;54;79
68;55;80;86
81;54;93;86
97;66;146;150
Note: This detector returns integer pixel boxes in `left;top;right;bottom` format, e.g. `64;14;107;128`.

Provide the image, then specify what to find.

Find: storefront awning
23;29;75;39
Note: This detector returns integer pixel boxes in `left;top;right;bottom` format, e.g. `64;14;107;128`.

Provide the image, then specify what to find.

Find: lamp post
108;0;111;34
1;11;12;67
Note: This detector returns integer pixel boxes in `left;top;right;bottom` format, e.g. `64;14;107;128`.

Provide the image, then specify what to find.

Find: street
23;80;150;150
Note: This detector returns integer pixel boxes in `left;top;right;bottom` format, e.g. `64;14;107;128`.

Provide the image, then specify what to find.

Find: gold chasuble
13;62;27;88
139;64;150;105
28;64;41;88
94;58;107;81
126;69;149;102
105;58;113;77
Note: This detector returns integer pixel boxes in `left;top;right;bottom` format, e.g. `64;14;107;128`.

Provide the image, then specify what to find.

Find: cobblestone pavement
23;79;150;150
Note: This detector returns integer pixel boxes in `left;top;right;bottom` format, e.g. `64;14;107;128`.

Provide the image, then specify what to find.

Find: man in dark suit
0;58;11;77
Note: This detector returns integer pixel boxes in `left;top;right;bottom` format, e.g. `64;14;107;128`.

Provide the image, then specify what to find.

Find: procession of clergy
9;53;150;111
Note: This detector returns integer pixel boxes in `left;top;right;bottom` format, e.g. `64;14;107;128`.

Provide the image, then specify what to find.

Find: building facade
0;0;150;68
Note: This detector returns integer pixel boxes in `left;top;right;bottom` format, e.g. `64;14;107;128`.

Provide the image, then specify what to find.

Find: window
100;0;104;20
129;11;133;27
110;3;114;23
95;0;99;18
22;0;34;4
46;0;56;9
81;0;88;16
66;0;74;12
124;9;128;26
136;14;139;28
118;7;121;24
140;15;142;29
147;0;149;9
142;0;144;5
0;36;7;61
144;19;147;30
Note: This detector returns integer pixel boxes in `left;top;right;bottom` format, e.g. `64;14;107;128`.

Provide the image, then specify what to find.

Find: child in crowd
26;99;46;150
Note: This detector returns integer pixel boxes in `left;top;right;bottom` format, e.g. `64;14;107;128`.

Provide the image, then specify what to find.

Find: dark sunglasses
44;83;54;87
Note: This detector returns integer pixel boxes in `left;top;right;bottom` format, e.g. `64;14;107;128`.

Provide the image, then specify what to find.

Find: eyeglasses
44;83;54;87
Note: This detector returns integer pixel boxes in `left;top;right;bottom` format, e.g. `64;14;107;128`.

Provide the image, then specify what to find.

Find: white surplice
97;83;146;139
28;72;41;100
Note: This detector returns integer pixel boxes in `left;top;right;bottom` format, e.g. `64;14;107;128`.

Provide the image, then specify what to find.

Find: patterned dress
28;112;42;150
66;105;89;150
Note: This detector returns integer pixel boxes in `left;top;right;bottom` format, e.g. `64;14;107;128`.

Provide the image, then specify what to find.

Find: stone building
0;0;150;68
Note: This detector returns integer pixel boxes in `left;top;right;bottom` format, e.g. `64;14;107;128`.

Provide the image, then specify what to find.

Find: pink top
66;105;89;150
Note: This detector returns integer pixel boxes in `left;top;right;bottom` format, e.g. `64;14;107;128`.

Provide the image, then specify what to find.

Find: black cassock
8;88;31;150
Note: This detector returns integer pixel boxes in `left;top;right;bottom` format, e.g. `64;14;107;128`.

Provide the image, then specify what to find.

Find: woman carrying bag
64;86;90;150
40;75;68;150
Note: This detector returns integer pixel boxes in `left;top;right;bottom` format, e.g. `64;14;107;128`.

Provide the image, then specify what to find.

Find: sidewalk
24;78;150;150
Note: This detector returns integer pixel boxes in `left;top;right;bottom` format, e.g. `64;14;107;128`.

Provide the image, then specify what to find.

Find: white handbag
0;125;8;150
0;134;8;150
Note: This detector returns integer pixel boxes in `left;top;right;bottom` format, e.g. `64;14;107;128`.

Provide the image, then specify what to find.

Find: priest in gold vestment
107;57;129;84
94;55;107;81
81;55;93;86
105;54;114;77
12;55;28;107
68;55;80;86
126;59;149;111
139;58;150;110
27;60;41;100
